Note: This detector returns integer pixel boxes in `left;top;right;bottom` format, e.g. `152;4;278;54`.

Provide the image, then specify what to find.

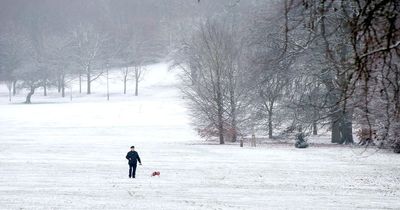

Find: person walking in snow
126;146;142;178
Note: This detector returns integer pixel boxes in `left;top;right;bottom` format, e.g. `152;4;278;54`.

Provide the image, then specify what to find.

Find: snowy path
1;64;400;209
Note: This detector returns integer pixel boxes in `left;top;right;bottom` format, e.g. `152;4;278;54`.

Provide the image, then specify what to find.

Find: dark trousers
129;164;137;178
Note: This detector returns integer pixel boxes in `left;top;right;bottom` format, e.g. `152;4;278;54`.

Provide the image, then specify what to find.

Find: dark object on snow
126;150;142;178
129;164;137;178
126;151;141;165
295;132;309;148
151;171;160;177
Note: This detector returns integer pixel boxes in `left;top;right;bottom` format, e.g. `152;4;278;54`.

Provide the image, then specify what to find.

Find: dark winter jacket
126;151;141;165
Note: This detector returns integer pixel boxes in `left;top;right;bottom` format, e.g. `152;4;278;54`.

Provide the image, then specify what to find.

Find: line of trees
0;0;255;103
174;0;400;152
0;0;171;103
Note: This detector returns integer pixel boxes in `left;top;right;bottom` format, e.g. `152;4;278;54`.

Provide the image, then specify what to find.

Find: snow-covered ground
0;63;400;209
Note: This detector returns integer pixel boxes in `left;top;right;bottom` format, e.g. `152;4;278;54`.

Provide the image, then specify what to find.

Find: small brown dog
151;171;160;177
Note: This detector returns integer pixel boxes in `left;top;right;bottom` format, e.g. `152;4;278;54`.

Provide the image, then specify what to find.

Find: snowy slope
0;63;400;209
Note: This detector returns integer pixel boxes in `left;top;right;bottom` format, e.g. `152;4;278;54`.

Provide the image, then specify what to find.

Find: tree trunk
79;73;82;94
216;68;224;145
87;69;91;95
123;75;127;94
340;110;354;144
331;107;354;144
57;76;61;93
61;74;65;98
8;87;11;102
12;80;17;96
231;115;237;142
134;68;139;96
123;67;128;94
268;103;274;139
135;76;139;96
313;122;318;135
43;82;47;96
325;81;343;144
331;113;342;143
217;109;224;144
230;88;237;142
25;86;35;104
251;134;257;147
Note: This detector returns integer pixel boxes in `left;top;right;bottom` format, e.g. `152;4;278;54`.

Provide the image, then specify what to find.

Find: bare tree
72;23;109;95
174;17;247;144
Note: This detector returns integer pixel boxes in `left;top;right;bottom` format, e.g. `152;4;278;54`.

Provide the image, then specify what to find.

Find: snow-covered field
1;63;400;209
